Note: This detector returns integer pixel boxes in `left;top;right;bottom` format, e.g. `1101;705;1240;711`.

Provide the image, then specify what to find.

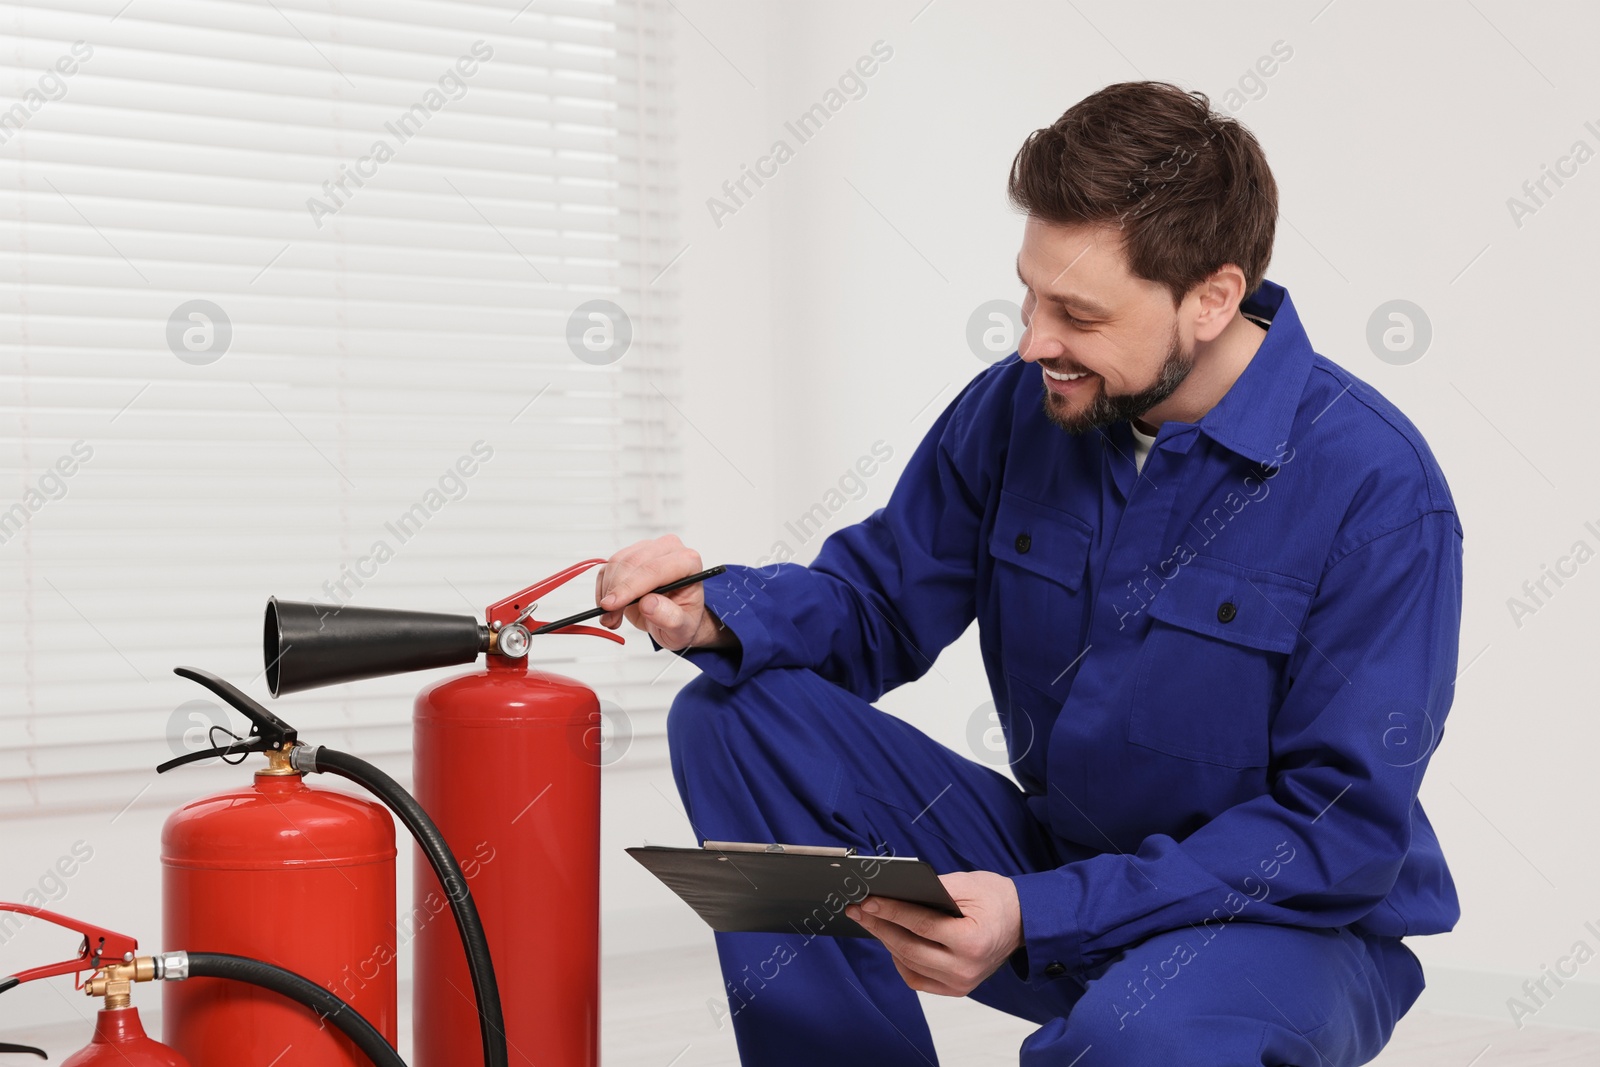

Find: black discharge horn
264;598;488;697
263;563;727;698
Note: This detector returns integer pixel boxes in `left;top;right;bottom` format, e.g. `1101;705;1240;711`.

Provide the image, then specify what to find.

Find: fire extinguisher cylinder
160;667;507;1067
158;669;397;1066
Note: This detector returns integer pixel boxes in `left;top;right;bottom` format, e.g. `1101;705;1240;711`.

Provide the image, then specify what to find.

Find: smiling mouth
1043;367;1090;382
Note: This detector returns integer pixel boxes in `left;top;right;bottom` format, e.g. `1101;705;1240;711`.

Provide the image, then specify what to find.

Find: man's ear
1191;265;1248;343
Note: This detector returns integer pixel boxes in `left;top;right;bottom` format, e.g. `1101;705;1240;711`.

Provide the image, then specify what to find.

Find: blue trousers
666;667;1426;1066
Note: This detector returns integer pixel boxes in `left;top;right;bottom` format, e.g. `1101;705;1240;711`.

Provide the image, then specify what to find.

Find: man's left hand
845;870;1023;997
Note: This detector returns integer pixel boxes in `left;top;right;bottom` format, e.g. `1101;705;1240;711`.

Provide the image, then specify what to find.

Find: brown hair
1007;81;1278;307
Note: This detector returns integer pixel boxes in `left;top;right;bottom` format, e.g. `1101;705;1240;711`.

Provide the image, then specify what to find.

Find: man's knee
667;667;877;791
666;673;758;782
665;667;812;768
668;666;841;736
665;670;738;750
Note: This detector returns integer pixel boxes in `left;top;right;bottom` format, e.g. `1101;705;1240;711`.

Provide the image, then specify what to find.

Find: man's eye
1021;286;1092;329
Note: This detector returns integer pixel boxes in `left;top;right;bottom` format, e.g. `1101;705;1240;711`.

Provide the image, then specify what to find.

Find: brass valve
259;744;301;776
84;957;157;1009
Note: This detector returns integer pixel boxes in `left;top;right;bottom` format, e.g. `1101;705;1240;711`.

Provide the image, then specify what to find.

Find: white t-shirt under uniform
1130;421;1157;473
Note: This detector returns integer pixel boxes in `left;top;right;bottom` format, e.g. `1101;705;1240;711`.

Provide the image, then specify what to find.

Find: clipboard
625;840;963;939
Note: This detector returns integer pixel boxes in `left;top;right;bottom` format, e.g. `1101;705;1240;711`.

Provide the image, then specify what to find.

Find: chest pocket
987;492;1094;695
1129;557;1312;768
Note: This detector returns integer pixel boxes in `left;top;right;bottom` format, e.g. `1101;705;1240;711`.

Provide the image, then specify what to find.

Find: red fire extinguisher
0;903;406;1067
264;559;671;1067
0;905;189;1067
411;568;626;1067
156;671;398;1067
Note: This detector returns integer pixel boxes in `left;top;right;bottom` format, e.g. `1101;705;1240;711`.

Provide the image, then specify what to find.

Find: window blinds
0;0;680;816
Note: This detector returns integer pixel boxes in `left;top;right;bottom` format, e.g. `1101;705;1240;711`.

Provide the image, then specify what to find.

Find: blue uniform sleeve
682;368;1009;703
1008;507;1463;979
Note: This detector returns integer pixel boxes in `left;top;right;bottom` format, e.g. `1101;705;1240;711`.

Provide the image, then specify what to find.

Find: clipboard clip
702;840;858;858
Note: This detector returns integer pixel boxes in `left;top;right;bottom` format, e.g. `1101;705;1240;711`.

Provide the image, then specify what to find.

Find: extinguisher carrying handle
155;666;299;774
0;903;139;991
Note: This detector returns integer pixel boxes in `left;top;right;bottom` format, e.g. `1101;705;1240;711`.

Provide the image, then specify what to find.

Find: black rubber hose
185;952;404;1067
308;747;507;1067
0;1042;46;1059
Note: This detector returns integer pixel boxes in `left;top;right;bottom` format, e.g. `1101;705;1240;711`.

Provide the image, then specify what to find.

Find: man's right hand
594;535;735;652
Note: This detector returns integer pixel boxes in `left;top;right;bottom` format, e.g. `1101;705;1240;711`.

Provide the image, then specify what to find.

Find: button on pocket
1128;558;1311;768
987;492;1094;696
989;492;1090;590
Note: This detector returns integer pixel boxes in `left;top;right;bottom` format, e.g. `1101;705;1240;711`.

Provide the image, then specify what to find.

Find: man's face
1015;216;1194;434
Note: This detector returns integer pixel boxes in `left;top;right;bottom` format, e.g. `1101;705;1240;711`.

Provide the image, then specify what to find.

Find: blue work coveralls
668;279;1463;1065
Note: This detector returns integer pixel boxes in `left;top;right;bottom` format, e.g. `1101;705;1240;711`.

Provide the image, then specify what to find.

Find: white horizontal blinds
0;0;681;816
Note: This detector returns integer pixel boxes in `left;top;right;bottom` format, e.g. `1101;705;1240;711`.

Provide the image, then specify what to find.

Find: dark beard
1040;324;1193;435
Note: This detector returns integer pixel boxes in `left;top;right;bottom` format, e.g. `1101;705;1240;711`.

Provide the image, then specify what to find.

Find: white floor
5;942;1596;1065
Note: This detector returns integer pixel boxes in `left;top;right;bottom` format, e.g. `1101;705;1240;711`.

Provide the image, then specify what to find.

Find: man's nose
1016;324;1064;363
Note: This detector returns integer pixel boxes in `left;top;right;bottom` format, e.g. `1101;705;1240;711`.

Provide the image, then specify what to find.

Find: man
597;81;1461;1066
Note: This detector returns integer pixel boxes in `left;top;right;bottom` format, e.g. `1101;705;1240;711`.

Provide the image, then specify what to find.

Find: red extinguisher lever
485;559;728;658
0;904;139;994
486;559;626;658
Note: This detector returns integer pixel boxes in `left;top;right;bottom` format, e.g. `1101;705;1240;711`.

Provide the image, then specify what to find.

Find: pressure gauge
497;622;531;659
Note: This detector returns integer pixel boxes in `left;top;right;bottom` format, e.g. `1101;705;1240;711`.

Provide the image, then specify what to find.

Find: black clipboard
626;840;963;939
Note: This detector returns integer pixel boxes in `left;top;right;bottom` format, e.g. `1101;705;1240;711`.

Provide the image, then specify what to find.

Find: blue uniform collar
1187;279;1313;469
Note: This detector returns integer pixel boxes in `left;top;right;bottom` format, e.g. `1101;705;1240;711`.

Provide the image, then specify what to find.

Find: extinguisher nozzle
264;598;489;697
